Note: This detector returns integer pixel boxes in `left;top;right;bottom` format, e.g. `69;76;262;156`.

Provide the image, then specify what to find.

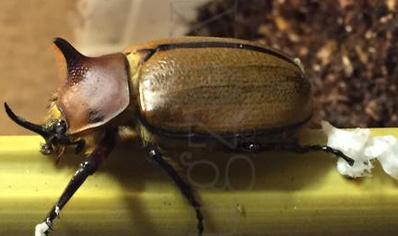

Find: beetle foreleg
146;147;204;236
35;130;116;236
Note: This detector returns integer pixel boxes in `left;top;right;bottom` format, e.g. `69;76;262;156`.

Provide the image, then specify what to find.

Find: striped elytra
124;37;312;139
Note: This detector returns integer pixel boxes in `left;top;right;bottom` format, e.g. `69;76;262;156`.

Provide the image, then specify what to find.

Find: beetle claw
35;221;52;236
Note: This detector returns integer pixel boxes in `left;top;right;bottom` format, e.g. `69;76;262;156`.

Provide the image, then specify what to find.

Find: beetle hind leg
275;143;354;166
295;144;355;166
146;147;204;236
240;142;354;166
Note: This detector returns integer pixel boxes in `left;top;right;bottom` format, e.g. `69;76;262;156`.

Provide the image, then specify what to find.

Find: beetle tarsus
276;143;355;166
35;221;51;236
146;147;204;236
314;145;355;166
240;142;355;166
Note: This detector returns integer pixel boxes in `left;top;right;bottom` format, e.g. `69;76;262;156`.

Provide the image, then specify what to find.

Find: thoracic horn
53;37;86;73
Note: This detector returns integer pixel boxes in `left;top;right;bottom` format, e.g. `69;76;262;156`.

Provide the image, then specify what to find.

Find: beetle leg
35;130;116;236
290;144;355;166
246;143;355;166
146;147;204;236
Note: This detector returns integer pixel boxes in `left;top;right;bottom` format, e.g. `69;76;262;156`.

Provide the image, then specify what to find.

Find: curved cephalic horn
53;37;85;71
4;102;51;138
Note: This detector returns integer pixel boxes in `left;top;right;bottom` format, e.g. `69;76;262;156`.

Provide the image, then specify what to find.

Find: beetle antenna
4;102;51;138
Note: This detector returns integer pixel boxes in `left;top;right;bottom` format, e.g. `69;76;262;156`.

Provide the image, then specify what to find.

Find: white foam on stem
321;121;398;180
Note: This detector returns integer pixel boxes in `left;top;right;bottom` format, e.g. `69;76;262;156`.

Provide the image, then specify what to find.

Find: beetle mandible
4;36;354;236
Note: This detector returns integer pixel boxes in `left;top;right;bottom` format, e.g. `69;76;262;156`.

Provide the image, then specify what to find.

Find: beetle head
5;38;130;159
4;102;85;159
4;37;131;160
52;37;130;134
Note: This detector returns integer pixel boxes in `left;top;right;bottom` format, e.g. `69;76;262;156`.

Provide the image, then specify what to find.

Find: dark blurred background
1;0;397;135
188;0;398;128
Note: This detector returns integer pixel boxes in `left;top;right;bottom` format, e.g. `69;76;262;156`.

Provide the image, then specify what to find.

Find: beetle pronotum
5;37;354;236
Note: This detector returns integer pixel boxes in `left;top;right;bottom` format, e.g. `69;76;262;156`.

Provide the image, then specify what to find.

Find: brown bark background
0;0;77;134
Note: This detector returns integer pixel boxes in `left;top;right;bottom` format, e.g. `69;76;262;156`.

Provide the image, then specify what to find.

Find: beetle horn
4;102;51;138
53;37;85;71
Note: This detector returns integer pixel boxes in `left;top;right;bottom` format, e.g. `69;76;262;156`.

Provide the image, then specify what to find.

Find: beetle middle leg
240;142;355;166
146;147;204;236
35;130;116;236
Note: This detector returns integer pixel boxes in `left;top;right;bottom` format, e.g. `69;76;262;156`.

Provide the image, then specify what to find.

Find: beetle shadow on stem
53;136;163;235
52;134;378;235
